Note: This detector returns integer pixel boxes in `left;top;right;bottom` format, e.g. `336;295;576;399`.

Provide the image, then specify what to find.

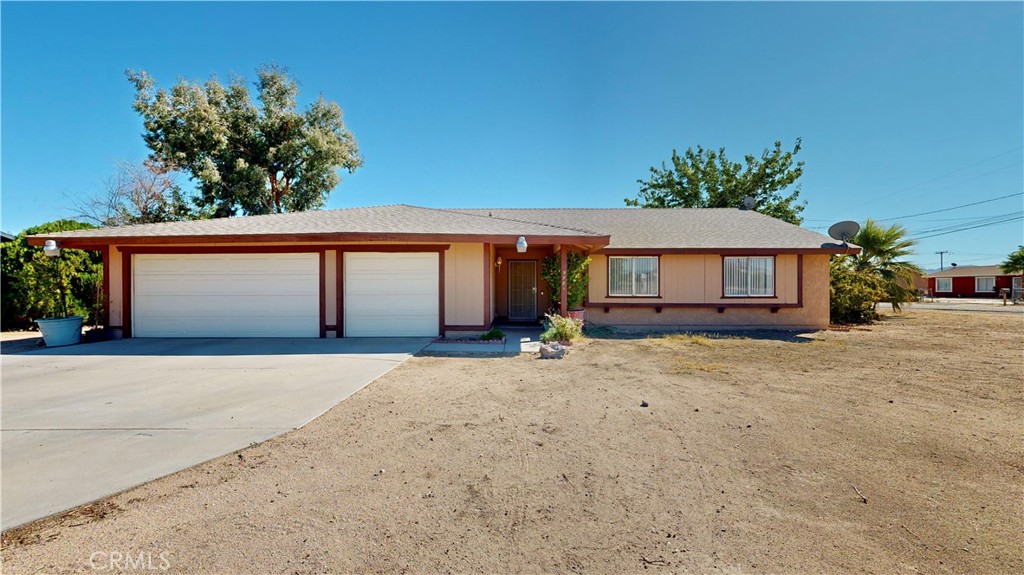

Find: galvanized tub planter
35;315;84;347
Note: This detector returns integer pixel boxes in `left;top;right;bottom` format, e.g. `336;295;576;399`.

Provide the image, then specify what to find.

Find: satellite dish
828;220;860;244
741;196;756;209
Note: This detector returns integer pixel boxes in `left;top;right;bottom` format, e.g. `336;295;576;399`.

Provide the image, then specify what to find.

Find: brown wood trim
336;251;344;338
118;245;327;255
605;254;662;298
101;245;110;326
721;255;778;299
319;250;327;338
438;250;446;336
560;245;568;316
596;247;857;256
330;244;450;253
325;324;337;331
797;254;804;307
122;253;132;338
483;243;491;326
30;234;607;248
592;301;802;310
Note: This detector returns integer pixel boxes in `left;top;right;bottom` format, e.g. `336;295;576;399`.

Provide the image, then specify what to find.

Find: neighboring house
27;205;856;338
1;231;15;243
925;265;1023;298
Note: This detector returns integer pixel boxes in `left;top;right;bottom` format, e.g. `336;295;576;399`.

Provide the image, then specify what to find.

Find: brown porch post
559;245;568;317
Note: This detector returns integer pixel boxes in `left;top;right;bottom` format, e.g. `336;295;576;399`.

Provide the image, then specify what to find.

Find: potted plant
32;241;85;347
541;251;591;323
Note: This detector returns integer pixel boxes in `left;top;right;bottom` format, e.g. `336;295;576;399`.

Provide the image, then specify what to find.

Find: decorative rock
539;342;568;359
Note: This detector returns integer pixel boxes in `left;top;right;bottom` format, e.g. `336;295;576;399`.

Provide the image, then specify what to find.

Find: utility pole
935;250;951;271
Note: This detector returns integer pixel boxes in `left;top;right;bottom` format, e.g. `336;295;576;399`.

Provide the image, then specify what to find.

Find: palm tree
850;219;924;311
1000;246;1024;275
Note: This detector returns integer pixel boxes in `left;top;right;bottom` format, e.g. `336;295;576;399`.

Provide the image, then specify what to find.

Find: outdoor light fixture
42;240;61;257
516;236;528;253
494;256;503;271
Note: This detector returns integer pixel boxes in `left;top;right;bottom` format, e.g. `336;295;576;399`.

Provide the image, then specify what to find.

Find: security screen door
508;260;537;320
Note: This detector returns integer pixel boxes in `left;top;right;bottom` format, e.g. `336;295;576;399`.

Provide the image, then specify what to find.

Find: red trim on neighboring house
336;251;344;338
101;245;110;326
122;253;132;338
483;243;491;325
319;251;327;338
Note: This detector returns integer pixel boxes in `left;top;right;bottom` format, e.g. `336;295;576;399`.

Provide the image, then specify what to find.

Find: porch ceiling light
42;240;61;257
516;236;528;253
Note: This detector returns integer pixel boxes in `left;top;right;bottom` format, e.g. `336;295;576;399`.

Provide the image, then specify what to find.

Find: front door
508;260;537;320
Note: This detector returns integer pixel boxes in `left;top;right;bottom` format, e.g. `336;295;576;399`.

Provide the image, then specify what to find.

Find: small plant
540;313;583;343
480;328;505;341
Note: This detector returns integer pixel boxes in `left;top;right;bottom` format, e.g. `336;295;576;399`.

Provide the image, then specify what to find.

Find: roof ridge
419;206;606;236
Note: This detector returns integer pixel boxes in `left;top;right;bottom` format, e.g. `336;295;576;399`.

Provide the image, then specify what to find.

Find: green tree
540;252;591;310
1;220;103;329
1000;246;1024;274
127;65;363;217
829;256;886;324
626;139;806;224
850;219;923;311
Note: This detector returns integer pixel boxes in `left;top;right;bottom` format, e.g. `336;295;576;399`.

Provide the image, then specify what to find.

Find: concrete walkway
0;337;430;530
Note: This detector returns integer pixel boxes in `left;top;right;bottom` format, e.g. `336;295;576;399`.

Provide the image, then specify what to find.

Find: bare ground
3;310;1022;574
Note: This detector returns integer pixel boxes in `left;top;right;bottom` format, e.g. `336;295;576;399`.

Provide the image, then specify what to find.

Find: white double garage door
132;252;439;338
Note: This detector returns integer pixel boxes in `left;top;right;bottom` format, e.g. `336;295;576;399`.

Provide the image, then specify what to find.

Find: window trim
935;277;952;292
606;255;661;298
975;276;996;292
722;255;777;298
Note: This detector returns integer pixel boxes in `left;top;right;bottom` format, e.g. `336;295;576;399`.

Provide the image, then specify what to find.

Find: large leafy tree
1000;246;1024;274
127;65;363;217
1;220;103;329
849;219;923;311
626;139;806;224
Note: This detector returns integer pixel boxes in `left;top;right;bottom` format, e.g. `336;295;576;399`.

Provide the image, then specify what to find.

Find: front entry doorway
508;260;537;320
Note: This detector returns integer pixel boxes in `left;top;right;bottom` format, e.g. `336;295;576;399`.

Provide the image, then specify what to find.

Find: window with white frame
723;256;775;297
975;276;995;292
608;256;659;296
935;278;952;292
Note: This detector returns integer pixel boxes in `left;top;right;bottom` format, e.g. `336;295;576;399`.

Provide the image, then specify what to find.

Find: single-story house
28;205;856;338
925;265;1023;298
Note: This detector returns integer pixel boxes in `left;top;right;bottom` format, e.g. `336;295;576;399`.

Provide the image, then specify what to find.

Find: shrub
540;313;583;343
830;256;886;325
480;328;505;341
540;251;591;310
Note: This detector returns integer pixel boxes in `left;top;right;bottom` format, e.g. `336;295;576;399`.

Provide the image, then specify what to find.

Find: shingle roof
31;205;605;241
926;265;1018;278
30;204;848;251
452;208;846;250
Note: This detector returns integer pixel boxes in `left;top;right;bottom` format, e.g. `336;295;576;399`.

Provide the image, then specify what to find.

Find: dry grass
3;310;1022;574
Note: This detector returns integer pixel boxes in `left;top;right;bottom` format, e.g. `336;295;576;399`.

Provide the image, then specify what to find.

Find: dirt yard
3;310;1022;574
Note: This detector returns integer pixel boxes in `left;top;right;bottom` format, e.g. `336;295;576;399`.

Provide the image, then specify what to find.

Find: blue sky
2;1;1021;269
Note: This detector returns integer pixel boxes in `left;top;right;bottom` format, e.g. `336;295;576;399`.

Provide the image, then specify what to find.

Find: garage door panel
344;253;439;337
133;253;320;338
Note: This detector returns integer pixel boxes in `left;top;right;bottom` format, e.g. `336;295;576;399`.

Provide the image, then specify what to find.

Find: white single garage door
133;253;320;338
344;252;439;337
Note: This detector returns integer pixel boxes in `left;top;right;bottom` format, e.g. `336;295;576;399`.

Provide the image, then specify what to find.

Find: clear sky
2;1;1021;269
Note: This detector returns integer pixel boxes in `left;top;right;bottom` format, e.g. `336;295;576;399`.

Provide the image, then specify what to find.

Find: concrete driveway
1;337;430;530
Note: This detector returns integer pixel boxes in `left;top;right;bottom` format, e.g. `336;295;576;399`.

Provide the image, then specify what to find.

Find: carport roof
28;204;853;253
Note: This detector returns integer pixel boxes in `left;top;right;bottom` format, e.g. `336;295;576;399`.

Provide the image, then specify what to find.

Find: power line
911;214;1023;241
911;211;1023;235
876;192;1023;222
845;146;1024;209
